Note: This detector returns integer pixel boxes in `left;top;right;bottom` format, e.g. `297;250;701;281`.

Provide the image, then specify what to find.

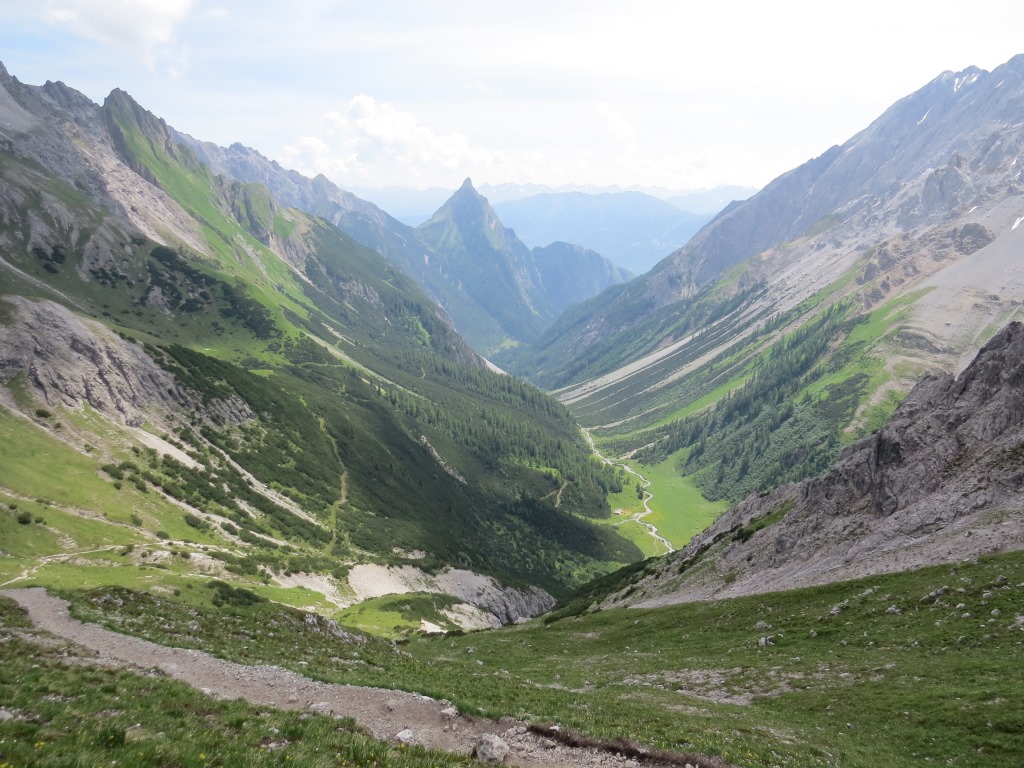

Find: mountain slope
494;190;712;275
498;54;1024;518
0;64;641;614
178;137;630;355
600;320;1024;608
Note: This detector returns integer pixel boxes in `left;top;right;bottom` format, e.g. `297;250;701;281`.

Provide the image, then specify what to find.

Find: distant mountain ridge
179;137;631;355
494;191;712;275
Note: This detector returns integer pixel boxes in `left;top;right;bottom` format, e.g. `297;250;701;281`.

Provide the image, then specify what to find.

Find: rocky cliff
609;321;1024;608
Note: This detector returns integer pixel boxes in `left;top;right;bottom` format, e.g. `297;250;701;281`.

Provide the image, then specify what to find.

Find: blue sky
2;1;1023;192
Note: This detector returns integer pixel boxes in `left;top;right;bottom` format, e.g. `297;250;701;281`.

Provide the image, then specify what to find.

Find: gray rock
474;733;510;761
440;706;459;720
395;729;415;745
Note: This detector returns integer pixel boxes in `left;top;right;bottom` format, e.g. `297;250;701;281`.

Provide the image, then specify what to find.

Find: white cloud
595;102;639;156
283;94;521;188
42;0;195;62
204;6;228;19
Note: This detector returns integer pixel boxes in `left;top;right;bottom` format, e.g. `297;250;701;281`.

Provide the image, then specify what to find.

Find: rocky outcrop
346;563;555;627
0;295;250;428
612;322;1024;608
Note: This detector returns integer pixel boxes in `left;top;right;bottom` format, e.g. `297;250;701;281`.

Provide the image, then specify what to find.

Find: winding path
583;430;675;554
0;588;704;768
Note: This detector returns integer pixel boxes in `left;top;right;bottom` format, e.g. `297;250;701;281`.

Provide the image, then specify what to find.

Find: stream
583;429;675;554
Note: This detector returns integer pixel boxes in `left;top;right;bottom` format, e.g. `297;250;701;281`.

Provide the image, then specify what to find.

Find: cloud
204;6;228;19
42;0;195;62
283;94;519;188
595;102;639;155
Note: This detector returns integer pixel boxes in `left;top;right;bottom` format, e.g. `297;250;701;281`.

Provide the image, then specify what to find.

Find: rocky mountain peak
428;176;494;224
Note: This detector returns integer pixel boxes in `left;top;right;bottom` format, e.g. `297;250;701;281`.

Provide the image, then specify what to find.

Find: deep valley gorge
2;42;1024;768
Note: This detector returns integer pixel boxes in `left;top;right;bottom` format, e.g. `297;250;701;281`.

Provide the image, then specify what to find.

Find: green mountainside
178;136;632;356
499;56;1024;530
0;67;641;615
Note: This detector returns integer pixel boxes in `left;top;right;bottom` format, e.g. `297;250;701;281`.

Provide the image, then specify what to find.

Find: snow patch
1013;216;1024;231
954;73;979;92
917;109;931;126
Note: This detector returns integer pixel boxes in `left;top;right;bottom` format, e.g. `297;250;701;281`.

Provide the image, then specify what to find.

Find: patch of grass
335;592;464;638
637;460;729;548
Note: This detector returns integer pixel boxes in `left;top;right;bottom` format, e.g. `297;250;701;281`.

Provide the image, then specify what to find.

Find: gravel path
1;588;713;768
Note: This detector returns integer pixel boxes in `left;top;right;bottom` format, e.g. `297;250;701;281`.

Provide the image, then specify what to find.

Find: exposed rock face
613;322;1024;608
346;563;555;627
0;295;250;427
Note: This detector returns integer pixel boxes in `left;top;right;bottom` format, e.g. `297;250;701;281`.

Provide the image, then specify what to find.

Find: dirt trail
0;588;703;768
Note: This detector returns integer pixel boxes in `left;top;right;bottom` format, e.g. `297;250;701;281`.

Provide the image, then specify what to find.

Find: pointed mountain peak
423;177;498;227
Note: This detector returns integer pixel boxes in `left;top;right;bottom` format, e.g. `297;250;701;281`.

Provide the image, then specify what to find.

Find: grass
636;460;729;548
335;592;464;638
51;549;1024;768
0;597;471;768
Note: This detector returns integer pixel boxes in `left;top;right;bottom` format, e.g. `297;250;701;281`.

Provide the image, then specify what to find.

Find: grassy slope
3;92;646;599
578;282;926;550
54;549;1024;768
0;598;470;768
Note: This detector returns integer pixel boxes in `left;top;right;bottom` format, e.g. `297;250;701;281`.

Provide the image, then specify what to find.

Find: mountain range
493;191;713;275
4;51;1024;768
498;54;1024;516
178;137;631;355
0;61;640;622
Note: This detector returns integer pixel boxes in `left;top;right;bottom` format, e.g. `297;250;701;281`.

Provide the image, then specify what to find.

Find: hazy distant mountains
493;191;712;275
350;183;755;275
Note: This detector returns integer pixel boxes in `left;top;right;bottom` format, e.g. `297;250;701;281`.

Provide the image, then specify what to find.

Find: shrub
16;511;32;525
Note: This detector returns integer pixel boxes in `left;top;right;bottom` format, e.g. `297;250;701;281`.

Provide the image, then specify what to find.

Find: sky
2;1;1023;194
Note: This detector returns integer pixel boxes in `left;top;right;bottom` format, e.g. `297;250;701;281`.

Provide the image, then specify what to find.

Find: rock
0;709;14;722
886;605;902;615
385;699;400;712
308;702;332;714
395;729;415;745
287;695;298;703
440;706;459;720
539;737;557;749
755;620;772;629
920;587;948;603
474;734;510;762
758;636;774;647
